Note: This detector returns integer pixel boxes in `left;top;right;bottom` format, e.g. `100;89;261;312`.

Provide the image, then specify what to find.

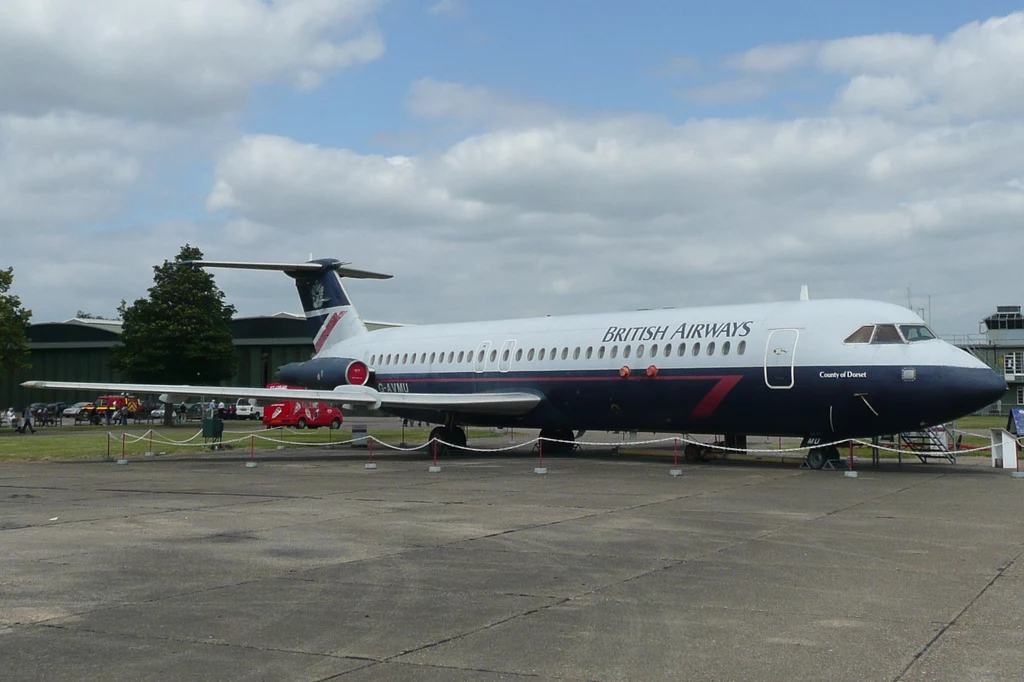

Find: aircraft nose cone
981;369;1008;405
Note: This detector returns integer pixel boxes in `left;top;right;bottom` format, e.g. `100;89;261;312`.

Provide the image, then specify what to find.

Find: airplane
23;258;1006;468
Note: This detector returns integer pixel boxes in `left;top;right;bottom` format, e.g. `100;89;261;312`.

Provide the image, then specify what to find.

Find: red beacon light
645;365;658;378
345;360;370;386
619;366;631;378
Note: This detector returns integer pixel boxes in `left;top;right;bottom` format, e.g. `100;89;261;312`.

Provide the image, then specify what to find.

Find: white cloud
727;42;817;73
428;0;463;17
723;12;1024;121
405;78;560;126
0;0;386;121
201;102;1024;331
5;8;1024;340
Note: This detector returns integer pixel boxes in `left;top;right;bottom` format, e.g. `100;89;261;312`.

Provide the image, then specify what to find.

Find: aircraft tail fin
186;258;392;355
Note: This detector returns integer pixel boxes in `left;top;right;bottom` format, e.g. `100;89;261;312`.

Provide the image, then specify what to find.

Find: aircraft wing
20;381;541;415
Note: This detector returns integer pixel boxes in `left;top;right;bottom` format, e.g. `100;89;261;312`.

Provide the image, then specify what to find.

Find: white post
990;428;1018;469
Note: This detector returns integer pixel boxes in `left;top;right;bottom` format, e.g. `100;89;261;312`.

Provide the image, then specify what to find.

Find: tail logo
311;282;328;309
314;310;348;353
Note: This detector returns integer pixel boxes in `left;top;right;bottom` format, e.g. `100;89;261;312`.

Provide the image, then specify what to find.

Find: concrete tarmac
2;448;1023;681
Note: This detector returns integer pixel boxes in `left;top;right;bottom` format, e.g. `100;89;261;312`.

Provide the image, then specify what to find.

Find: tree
0;267;32;378
112;245;237;425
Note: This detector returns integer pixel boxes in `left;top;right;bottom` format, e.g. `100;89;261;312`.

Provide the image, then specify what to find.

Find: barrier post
670;438;682;477
105;432;112;462
844;440;858;478
535;438;547;475
117;432;128;465
246;434;257;468
145;429;154;457
277;425;285;450
429;438;441;473
365;438;377;470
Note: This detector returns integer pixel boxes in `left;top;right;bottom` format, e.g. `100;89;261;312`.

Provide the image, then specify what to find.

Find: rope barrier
101;427;1010;456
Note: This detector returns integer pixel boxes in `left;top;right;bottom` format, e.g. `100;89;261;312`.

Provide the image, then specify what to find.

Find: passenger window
468;351;474;364
664;344;671;357
872;324;904;344
692;342;701;356
457;351;464;363
539;348;546;361
502;349;510;362
429;352;435;363
477;350;485;363
370;355;376;365
650;344;658;357
707;341;715;355
528;348;535;361
489;350;497;362
899;324;936;342
447;352;454;363
561;348;568;360
515;349;523;361
738;340;746;355
585;347;593;359
573;347;580;360
637;344;645;358
386;354;392;365
550;347;556;360
611;345;618;359
623;345;631;358
722;341;731;356
844;325;875;344
598;346;606;359
677;343;686;357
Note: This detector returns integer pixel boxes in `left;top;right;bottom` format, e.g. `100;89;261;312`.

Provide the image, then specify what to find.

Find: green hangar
0;315;401;408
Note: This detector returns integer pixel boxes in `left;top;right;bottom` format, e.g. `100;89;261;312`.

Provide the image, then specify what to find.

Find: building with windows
959;305;1024;415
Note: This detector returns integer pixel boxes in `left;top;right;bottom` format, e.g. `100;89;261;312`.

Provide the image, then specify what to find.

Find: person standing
7;407;17;432
20;405;36;434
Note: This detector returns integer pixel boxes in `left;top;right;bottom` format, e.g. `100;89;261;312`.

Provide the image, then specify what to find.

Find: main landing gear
804;445;842;470
538;428;576;454
428;424;467;455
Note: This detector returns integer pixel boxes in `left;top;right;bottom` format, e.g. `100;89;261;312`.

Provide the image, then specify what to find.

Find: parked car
235;398;263;420
63;402;91;418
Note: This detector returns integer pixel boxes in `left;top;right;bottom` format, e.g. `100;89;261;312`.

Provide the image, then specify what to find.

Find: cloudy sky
3;0;1023;336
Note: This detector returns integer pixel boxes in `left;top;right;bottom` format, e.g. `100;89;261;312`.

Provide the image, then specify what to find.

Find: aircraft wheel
806;448;826;470
428;426;451;456
451;426;467;449
297;418;307;429
684;443;702;462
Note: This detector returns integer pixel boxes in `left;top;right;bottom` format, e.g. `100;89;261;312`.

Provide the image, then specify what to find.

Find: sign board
1008;408;1024;435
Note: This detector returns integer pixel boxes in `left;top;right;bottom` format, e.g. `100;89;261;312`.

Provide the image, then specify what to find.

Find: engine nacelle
278;358;371;389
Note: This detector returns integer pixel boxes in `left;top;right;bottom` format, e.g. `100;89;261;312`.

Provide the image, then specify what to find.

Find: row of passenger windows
369;340;747;367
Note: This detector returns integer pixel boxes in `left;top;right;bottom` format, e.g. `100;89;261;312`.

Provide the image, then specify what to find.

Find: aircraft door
498;340;516;373
764;329;799;389
474;341;491;374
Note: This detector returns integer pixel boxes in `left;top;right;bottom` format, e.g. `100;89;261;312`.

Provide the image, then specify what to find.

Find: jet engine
277;358;371;390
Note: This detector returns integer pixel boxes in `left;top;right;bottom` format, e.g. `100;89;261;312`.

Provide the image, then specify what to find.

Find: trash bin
202;417;224;441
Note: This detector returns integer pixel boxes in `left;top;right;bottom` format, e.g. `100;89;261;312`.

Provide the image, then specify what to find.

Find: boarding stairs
898;426;957;464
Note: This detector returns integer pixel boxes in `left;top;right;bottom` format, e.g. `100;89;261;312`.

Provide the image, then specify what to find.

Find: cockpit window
844;325;875;344
899;324;936;342
871;324;904;344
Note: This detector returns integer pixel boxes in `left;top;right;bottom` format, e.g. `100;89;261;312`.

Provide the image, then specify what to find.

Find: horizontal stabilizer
184;260;392;280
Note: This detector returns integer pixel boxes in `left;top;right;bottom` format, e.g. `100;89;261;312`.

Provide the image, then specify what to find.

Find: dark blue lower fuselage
370;365;1004;438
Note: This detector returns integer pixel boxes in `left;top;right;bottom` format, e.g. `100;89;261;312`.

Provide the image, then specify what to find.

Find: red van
262;400;343;429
